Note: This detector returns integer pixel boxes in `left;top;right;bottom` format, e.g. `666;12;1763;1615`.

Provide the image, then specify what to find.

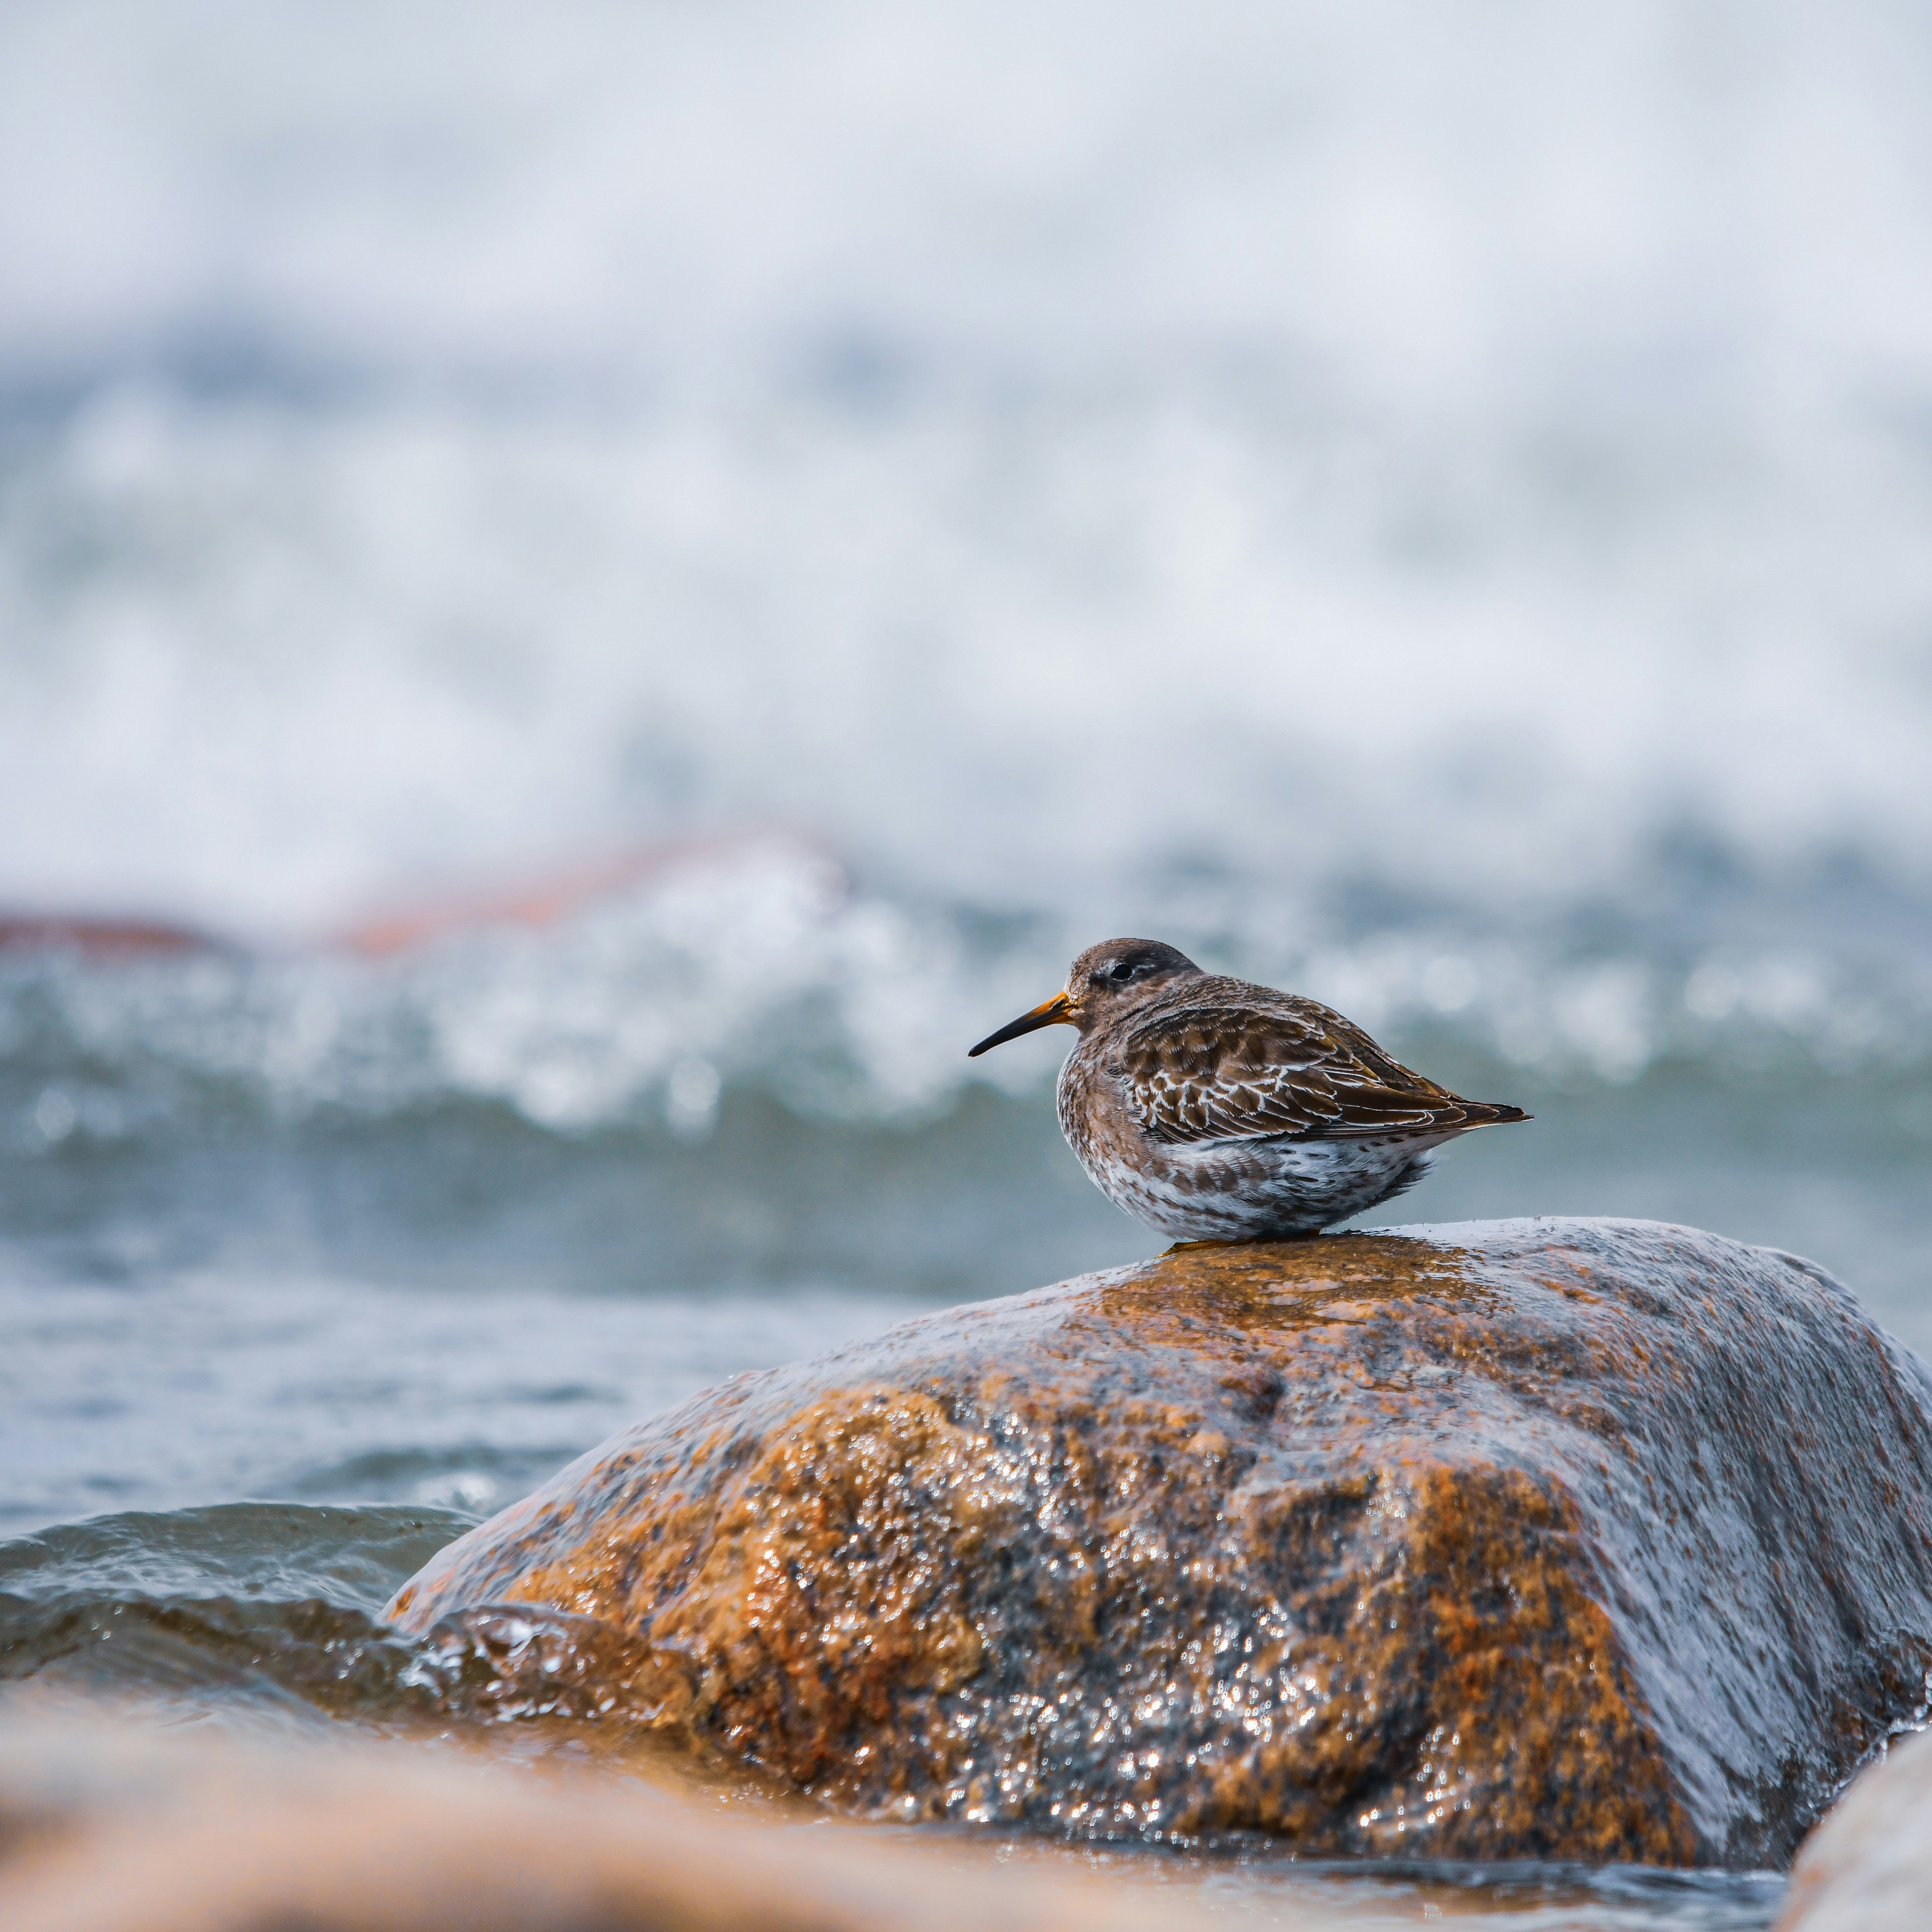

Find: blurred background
3;0;1930;1533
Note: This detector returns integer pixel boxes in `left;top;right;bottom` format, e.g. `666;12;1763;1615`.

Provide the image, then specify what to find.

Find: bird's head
966;937;1201;1056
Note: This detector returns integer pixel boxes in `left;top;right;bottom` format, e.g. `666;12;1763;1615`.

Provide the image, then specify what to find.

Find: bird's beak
967;990;1075;1058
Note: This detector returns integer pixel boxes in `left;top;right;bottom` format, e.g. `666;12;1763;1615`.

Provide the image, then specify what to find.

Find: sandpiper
968;938;1527;1241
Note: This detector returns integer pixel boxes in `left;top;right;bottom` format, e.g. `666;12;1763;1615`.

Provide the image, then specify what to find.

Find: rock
0;1718;1214;1932
388;1218;1932;1864
1777;1727;1932;1931
0;913;230;958
328;829;838;956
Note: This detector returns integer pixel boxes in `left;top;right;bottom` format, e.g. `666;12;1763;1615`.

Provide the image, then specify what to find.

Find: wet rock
1777;1727;1932;1931
388;1218;1932;1864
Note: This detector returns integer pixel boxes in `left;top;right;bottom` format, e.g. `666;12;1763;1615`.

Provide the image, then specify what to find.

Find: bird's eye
1108;961;1136;983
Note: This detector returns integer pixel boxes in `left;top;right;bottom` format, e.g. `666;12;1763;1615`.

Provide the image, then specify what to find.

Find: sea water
5;3;1932;1923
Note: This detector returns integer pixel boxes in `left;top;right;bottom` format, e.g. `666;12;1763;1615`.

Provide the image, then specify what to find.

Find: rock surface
1777;1726;1932;1931
0;1718;1218;1932
389;1217;1932;1863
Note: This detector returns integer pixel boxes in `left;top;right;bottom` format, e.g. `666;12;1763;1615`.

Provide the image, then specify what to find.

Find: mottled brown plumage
969;937;1527;1239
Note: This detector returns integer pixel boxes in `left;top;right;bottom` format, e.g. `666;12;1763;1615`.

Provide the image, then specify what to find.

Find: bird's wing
1119;998;1502;1144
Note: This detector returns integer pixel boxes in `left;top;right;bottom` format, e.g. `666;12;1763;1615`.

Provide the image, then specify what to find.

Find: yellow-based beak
967;990;1075;1058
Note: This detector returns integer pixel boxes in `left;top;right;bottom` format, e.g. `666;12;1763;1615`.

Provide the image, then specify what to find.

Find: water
4;1;1930;1923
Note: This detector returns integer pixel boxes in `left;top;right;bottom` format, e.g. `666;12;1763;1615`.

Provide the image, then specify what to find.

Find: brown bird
968;937;1527;1241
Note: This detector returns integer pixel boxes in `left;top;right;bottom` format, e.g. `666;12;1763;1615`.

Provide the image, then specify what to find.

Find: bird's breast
1056;1040;1138;1167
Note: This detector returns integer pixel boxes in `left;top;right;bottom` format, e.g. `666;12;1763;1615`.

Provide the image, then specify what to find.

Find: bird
967;937;1527;1242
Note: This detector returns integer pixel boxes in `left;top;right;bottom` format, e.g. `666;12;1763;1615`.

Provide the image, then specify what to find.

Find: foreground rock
1778;1728;1932;1930
0;1718;1208;1932
390;1218;1932;1863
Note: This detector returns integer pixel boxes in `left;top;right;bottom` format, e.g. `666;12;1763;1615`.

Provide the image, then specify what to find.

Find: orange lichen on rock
387;1218;1932;1865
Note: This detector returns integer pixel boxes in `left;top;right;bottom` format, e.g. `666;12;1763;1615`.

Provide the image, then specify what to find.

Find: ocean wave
0;1501;662;1730
2;838;1927;1169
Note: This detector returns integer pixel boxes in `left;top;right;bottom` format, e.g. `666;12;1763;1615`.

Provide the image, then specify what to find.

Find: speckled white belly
1057;1058;1454;1238
1107;1137;1441;1239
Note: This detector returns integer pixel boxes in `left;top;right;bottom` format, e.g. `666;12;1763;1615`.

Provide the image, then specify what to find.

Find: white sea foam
4;382;1931;935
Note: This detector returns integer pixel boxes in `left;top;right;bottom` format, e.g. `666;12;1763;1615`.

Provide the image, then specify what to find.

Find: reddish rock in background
389;1218;1932;1864
0;914;229;958
329;828;838;956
